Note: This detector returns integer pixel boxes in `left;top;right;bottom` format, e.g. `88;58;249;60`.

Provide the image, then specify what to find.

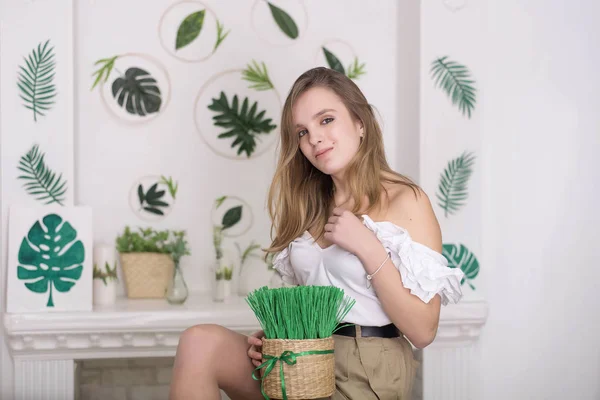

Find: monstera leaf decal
17;214;84;307
208;92;277;157
442;243;479;290
112;67;162;116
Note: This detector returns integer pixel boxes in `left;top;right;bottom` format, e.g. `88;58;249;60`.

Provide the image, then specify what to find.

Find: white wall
480;1;600;398
73;0;403;295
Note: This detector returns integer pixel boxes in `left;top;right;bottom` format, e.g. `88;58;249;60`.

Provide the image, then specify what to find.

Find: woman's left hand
324;208;381;257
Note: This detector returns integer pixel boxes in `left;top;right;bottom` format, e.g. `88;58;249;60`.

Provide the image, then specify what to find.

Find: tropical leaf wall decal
138;182;169;215
112;67;162;116
17;144;67;206
208;92;277;157
17;213;84;307
442;243;479;290
176;10;206;50
17;39;57;122
159;175;179;199
214;20;230;51
430;56;477;118
323;47;345;75
91;56;118;90
436;150;475;217
222;205;242;230
267;2;298;39
322;47;366;80
242;60;274;91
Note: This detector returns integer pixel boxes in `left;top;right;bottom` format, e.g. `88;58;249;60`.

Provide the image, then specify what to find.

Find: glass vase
166;263;189;304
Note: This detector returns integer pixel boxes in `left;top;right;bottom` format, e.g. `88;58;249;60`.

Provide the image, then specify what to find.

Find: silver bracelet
366;252;390;288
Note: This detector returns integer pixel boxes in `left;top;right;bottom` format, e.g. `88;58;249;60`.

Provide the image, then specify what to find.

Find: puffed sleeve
362;215;464;305
272;244;299;286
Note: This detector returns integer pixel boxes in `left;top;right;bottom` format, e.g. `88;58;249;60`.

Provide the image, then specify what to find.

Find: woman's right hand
247;330;264;367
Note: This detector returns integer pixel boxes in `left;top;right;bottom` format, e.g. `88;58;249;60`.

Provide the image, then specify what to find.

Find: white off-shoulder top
272;215;465;326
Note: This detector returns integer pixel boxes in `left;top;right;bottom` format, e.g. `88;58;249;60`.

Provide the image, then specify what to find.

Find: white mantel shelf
3;293;488;400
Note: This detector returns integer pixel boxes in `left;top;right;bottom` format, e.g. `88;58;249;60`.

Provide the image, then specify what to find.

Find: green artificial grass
246;286;356;340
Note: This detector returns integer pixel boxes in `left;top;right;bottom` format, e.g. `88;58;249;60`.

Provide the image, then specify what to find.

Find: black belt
334;323;400;338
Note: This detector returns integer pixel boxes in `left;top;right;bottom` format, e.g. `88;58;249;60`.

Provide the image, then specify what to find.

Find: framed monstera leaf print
6;206;93;313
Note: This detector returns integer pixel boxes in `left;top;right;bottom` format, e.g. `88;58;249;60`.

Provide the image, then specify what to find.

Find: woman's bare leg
169;324;263;400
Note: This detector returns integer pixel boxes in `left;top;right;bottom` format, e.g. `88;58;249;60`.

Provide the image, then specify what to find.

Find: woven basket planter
119;252;174;299
261;337;335;399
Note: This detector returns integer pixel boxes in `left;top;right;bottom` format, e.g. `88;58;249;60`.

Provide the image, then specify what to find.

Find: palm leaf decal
267;2;298;39
208;92;277;157
242;60;274;91
430;56;476;118
442;243;479;290
138;182;169;215
436;151;475;217
17;144;67;205
17;40;57;122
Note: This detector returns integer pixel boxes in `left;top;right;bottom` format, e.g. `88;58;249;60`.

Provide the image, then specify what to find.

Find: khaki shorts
328;331;419;400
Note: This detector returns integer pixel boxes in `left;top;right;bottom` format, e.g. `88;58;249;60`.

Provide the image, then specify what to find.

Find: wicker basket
119;252;174;299
261;337;335;399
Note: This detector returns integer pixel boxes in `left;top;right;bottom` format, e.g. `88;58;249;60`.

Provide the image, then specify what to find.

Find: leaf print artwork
430;56;477;118
175;10;206;50
436;151;475;217
17;213;84;307
138;182;169;216
267;2;298;39
208;92;277;157
442;243;479;290
214;19;230;52
112;67;162;116
17;144;67;205
17;39;57;122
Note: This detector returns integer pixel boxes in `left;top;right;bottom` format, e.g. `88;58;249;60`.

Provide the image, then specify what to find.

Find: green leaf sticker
214;19;230;52
17;144;67;205
91;55;119;90
222;205;242;229
111;67;162;116
208;92;277;157
322;47;345;75
138;182;169;215
215;195;227;208
442;243;479;290
176;10;206;50
346;57;366;80
17;39;57;122
436;151;475;217
267;2;298;39
17;213;85;307
430;56;477;118
242;60;274;91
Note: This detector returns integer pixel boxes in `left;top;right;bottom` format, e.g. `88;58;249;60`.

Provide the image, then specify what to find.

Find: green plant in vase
212;196;243;300
164;230;191;304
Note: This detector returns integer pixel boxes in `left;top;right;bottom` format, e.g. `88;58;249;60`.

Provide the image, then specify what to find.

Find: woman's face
292;87;363;177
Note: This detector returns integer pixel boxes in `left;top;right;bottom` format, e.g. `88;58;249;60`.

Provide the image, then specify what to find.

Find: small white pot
93;278;117;306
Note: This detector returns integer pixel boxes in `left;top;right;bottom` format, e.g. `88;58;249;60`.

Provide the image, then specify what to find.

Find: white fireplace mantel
3;293;488;400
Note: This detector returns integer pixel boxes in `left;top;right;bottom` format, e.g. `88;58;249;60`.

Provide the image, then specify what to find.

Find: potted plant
115;226;177;299
92;243;119;305
214;263;233;301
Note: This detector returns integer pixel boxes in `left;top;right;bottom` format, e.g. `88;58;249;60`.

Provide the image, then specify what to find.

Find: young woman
169;67;464;400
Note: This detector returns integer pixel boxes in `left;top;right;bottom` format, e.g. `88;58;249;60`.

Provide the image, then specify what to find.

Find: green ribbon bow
252;348;334;400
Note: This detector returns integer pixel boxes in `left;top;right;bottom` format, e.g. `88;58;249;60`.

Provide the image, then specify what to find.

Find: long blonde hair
266;67;418;254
